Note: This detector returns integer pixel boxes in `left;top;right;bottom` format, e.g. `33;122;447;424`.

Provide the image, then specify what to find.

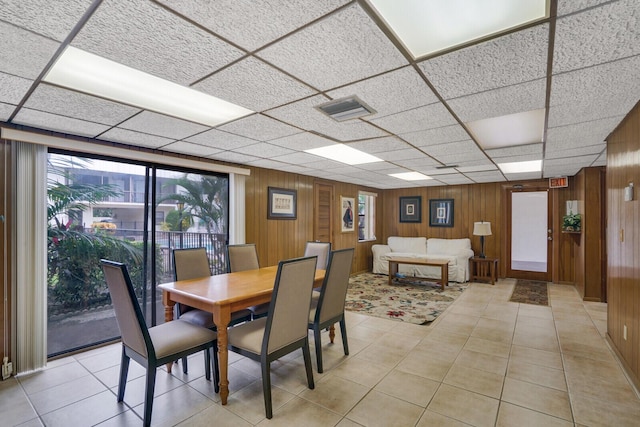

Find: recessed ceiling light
389;171;432;181
43;46;253;127
366;0;548;59
498;160;542;173
305;144;383;165
467;109;545;149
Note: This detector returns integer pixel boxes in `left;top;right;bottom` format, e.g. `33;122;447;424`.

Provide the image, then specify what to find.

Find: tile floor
2;279;640;426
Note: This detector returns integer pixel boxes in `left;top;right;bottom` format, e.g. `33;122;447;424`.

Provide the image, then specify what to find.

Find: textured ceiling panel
448;79;546;122
100;127;175;149
456;164;498;173
423;140;480;157
347;136;411;154
265;95;388;141
232;142;295;158
370;103;457;135
327;67;438;120
24;84;140;125
375;148;430;162
13;108;109;137
544;155;599;168
0;72;32;104
504;171;542;180
435;174;474;185
257;4;407;90
557;0;612;16
208;151;260;163
0;0;91;41
0;21;59;79
543;165;583;177
435;149;489;163
465;170;506;181
246;159;288;170
162;141;221;157
546;116;623;148
356;161;399;171
185;129;258;151
158;0;348;52
485;143;542;159
490;153;542;163
118;111;208;139
218;114;300;141
419;24;549;99
394;157;441;169
193;57;316;112
400;124;470;147
553;0;640;74
72;0;244;85
545;144;605;159
0;103;16;121
271;151;323;165
268;132;334;151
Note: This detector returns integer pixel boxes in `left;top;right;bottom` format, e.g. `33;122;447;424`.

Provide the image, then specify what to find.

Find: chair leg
339;317;349;356
143;367;157;427
313;325;324;373
203;348;211;381
182;356;188;374
117;346;130;402
261;359;273;419
211;345;220;393
302;338;315;390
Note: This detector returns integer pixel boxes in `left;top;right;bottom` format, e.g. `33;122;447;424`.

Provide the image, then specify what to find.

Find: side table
470;257;499;285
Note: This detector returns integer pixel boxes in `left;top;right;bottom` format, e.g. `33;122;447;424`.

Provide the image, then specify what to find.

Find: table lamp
473;221;492;258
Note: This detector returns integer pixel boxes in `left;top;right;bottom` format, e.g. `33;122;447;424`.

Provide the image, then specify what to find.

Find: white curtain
12;141;47;373
229;173;246;244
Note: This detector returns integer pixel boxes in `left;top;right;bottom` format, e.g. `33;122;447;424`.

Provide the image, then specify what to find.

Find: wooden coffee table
387;257;449;290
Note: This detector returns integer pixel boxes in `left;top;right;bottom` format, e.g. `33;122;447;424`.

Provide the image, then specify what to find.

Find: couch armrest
371;244;391;258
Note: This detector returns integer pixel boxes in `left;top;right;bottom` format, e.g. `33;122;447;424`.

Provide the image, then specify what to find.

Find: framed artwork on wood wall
399;196;422;223
267;187;297;219
429;198;454;227
341;196;355;232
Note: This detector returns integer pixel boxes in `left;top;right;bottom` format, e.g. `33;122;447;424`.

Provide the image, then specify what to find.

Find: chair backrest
101;260;151;358
227;243;260;272
263;256;317;354
304;241;331;270
173;247;211;281
314;248;354;324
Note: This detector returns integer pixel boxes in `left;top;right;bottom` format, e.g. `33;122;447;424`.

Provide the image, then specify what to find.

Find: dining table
158;265;325;405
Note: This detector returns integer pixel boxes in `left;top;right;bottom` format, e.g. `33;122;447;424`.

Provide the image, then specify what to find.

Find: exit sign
549;177;568;188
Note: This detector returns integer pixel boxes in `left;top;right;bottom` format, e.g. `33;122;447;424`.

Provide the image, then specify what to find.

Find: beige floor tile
517;304;554;320
496;402;573;427
506;359;567;391
374;369;440;407
482;302;519;323
347;323;385;342
18;361;91;395
434;312;479;336
175;402;252;427
509;344;562;370
335;418;365;427
566;372;639;405
259;396;343;427
464;336;511;358
0;378;40;426
454;348;508;376
347;390;424;427
40;390;125;427
443;364;505;398
502;377;572;421
414;333;468;360
390;321;434;339
132;384;219;427
471;318;515;344
353;342;412;367
224;381;296;424
416;409;470;427
513;322;560;352
396;350;454;381
300;375;369;415
571;392;640;427
109;369;187;408
330;358;392;387
28;374;108;415
428;383;499;427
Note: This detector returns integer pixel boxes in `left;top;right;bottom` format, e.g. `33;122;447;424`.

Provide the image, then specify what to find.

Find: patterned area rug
510;279;549;305
345;273;468;325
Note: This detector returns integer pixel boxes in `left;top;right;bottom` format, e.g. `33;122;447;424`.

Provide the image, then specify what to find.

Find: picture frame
399;196;422;223
429;198;454;227
340;196;355;232
267;187;297;219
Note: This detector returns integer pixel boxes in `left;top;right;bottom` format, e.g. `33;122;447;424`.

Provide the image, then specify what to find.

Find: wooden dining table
158;265;325;405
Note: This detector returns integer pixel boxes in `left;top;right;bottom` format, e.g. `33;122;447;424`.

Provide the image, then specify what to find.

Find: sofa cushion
388;236;427;254
427;238;471;256
379;252;428;261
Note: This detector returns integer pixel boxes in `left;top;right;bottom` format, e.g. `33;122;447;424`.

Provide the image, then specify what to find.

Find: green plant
562;213;581;231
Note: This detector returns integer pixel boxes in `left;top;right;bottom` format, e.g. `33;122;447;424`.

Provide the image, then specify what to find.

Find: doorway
314;182;333;243
507;189;552;281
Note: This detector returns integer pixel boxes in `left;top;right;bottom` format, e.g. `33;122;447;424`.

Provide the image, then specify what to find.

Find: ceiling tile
246;158;289;170
375;148;430;162
347;136;411;154
270;152;322;165
118;111;209;139
13;108;109;137
370;102;457;135
401;124;470;147
553;0;640;74
232;142;295;158
100;127;175;149
504;171;542;181
208;151;260;163
0;103;16;121
185;129;257;151
268;132;333;151
547;116;623;149
465;170;506;182
257;3;407;90
488;153;542;163
544;155;599;168
448;78;546;122
158;0;349;51
557;0;612;16
394;157;441;169
0;72;32;104
485;143;542;159
327;67;438;120
193;57;316;112
162;141;221;157
545;144;605;159
0;21;59;79
419;24;548;99
543;165;583;177
435;174;474;185
0;0;91;41
423;140;480;157
456;164;498;173
72;0;244;85
218;114;300;141
24;84;140;125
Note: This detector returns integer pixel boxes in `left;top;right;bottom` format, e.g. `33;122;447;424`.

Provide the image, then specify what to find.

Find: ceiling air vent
316;96;376;122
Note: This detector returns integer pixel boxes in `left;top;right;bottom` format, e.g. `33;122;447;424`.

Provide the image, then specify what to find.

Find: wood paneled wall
605;101;640;388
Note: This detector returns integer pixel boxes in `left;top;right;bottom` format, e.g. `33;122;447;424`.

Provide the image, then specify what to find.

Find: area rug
510;279;549;306
344;273;468;325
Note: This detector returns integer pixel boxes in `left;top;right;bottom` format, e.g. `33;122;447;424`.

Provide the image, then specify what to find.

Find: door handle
548;236;552;240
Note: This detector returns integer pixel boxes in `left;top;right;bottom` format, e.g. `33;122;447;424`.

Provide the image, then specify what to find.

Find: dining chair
304;241;331;270
173;247;252;374
100;259;219;427
308;248;354;373
227;243;269;319
227;256;318;419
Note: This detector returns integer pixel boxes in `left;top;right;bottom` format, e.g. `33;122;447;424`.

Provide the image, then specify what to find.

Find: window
358;191;377;241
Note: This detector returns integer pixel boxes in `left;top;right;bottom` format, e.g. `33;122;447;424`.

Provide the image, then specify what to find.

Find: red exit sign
549;177;568;188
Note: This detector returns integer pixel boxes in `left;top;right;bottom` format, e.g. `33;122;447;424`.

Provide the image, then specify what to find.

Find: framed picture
267;187;297;219
429;198;454;227
399;196;422;223
340;196;355;232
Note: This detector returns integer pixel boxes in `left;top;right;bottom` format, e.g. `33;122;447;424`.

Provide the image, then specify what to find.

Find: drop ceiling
1;0;638;189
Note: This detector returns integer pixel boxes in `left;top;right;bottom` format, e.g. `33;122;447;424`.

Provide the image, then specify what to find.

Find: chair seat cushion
179;308;252;329
148;319;217;359
228;317;267;354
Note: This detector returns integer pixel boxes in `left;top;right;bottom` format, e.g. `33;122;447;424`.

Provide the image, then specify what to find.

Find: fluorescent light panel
467;109;545;149
498;160;542;173
305;144;383;165
389;171;432;181
367;0;548;58
43;46;253;127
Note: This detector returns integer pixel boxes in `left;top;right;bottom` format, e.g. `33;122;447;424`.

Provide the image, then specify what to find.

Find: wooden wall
606;101;640;387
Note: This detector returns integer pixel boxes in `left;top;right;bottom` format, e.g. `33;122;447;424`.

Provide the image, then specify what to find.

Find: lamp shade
473;221;492;236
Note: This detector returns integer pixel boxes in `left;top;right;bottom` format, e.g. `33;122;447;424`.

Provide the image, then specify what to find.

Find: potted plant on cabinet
562;213;581;232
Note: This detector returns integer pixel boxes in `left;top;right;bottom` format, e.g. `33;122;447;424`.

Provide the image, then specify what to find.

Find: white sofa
372;236;474;283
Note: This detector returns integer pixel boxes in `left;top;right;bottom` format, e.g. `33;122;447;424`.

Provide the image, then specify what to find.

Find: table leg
329;324;335;343
441;264;448;290
162;292;176;373
213;307;231;405
388;261;398;286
